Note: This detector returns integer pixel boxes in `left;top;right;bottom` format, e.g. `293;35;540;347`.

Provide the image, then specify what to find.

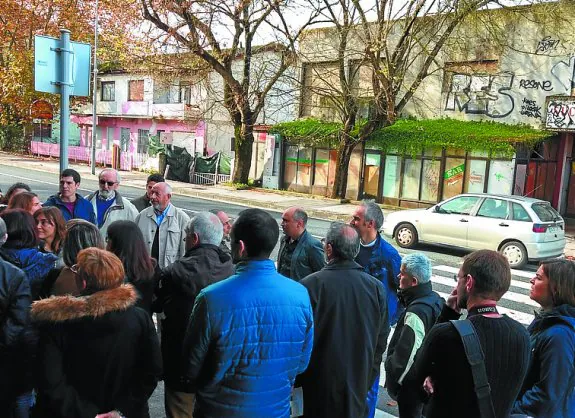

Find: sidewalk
2;151;574;257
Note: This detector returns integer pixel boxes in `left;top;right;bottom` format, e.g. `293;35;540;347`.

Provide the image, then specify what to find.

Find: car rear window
531;203;560;222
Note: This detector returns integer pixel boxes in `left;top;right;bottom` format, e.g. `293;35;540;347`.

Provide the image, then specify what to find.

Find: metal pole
90;0;99;174
59;29;71;174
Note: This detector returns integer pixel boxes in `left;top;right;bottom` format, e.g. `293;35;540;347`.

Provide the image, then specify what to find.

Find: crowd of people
0;167;574;418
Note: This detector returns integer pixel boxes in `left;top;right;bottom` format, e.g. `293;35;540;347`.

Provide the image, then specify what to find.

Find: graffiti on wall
546;98;575;130
520;98;542;119
518;79;552;91
550;55;575;93
536;36;560;54
444;72;515;118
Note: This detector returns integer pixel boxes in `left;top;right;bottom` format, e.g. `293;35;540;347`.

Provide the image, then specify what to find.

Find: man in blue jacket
350;199;402;418
182;208;314;418
44;169;95;224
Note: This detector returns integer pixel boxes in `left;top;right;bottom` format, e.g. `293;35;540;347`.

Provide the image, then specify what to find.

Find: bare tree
140;0;324;183
299;0;510;198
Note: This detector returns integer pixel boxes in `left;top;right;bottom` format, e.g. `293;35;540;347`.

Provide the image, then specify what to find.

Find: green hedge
271;117;554;158
369;118;554;158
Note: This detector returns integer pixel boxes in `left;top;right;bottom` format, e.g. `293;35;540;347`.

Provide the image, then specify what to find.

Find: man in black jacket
384;253;444;417
155;211;234;418
297;223;389;418
0;218;34;417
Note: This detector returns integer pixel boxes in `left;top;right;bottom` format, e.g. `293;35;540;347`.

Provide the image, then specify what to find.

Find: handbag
451;320;531;418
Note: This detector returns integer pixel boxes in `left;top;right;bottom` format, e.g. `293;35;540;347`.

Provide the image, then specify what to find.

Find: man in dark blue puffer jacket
182;208;314;418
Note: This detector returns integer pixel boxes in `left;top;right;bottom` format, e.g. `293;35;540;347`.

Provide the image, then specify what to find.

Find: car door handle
459;219;468;223
499;222;509;227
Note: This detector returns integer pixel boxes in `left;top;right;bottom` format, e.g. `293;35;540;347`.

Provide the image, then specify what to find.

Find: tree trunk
330;139;357;199
232;122;254;184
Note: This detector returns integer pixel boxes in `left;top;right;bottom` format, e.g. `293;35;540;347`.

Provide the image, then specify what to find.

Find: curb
0;154;354;222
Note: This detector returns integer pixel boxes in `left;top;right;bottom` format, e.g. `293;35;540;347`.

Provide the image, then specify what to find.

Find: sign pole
59;29;71;174
90;0;99;175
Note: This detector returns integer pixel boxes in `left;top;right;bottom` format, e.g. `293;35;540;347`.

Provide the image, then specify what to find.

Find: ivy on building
271;117;555;158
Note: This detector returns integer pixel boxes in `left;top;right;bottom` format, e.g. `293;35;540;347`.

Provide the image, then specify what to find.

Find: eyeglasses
70;264;80;274
99;180;117;187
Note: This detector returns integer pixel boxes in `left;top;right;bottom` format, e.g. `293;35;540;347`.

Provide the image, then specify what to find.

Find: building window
128;80;144;101
153;81;170;104
120;128;130;152
106;127;115;150
137;129;149;154
179;82;191;104
33;123;52;140
101;81;115;101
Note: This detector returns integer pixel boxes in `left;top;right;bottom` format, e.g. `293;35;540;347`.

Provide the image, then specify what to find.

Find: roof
457;193;552;205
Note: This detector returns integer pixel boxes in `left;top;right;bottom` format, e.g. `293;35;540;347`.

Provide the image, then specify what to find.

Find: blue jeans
366;375;379;418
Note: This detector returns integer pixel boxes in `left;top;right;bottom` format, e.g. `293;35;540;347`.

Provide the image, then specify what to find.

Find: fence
30;141;151;171
191;172;231;185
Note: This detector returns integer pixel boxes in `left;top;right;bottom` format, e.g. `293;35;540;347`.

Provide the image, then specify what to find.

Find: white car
382;193;565;269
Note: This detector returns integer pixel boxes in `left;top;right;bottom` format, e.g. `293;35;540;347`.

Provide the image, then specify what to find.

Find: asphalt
2;151;574;257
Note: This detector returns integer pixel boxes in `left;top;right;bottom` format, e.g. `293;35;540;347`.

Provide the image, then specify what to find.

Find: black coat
297;260;390;418
31;284;162;418
154;244;234;391
0;259;34;411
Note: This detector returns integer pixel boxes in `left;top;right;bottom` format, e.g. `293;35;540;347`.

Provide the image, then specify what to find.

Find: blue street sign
34;35;91;97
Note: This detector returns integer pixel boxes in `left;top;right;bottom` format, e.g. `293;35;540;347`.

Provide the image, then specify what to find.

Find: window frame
100;81;115;102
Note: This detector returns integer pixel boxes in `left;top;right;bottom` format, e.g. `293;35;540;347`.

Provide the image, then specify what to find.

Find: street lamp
90;0;99;175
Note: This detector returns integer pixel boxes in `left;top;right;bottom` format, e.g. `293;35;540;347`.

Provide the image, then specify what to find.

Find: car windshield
531;203;561;222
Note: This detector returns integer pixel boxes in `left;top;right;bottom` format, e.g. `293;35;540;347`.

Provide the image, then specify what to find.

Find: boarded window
128;80;144;101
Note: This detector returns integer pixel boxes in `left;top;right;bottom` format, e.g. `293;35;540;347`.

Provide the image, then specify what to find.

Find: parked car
382;193;565;269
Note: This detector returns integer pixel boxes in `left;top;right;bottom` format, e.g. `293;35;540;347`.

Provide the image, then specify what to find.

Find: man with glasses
45;168;96;224
86;168;138;238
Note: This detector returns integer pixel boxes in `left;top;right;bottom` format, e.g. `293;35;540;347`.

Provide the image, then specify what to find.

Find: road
0;164;540;417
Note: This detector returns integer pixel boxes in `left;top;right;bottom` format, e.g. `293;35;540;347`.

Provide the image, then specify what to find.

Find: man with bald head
135;182;190;268
86;168;138;238
296;223;389;418
278;206;324;281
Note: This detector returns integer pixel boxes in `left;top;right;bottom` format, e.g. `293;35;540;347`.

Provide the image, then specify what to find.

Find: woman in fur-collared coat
31;248;162;418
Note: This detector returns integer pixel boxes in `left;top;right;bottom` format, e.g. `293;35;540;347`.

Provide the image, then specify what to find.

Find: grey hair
326;223;359;260
402;253;432;284
292;208;308;226
361;200;384;229
0;217;6;247
185;212;223;246
99;168;121;183
163;183;173;194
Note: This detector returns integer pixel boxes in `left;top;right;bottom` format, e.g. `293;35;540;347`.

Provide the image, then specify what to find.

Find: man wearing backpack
404;250;531;418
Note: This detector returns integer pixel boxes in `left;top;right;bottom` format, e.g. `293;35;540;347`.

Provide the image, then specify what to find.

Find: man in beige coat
135;182;189;269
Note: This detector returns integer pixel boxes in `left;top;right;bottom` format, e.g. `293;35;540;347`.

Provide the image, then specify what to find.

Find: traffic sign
34;35;91;97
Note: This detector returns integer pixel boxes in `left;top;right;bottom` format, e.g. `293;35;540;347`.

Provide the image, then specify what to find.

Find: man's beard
99;189;115;200
457;287;469;310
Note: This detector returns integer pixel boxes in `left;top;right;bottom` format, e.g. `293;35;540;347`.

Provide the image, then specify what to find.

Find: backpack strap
450;319;496;418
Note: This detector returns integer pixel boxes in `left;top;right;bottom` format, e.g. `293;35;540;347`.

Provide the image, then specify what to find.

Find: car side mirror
433;205;441;213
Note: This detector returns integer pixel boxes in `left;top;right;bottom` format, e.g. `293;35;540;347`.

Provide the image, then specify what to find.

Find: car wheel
395;223;418;248
500;241;528;269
